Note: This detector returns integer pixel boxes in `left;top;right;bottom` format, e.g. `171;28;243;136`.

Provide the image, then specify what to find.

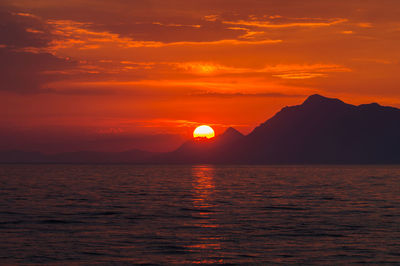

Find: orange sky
1;0;400;152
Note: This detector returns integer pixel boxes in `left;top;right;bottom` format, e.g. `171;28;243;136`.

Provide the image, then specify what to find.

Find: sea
0;164;399;264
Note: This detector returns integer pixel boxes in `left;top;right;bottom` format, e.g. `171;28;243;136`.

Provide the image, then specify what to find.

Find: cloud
190;91;306;98
0;0;394;99
45;19;282;50
273;73;327;79
124;38;282;48
203;15;219;22
173;62;351;78
37;61;351;95
173;62;248;75
0;7;76;93
152;21;201;28
223;17;348;28
140;119;247;130
341;30;354;34
0;47;75;93
0;9;52;49
357;22;373;28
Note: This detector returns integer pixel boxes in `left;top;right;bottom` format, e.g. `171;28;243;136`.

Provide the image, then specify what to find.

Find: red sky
1;0;400;152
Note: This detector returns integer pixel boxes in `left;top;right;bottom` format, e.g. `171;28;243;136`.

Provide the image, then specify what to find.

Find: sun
193;125;215;139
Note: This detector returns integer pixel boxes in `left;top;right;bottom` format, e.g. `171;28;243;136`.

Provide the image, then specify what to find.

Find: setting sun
193;125;215;139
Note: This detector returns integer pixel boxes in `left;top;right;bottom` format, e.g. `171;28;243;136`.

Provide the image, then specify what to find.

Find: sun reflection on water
192;165;216;210
186;165;223;263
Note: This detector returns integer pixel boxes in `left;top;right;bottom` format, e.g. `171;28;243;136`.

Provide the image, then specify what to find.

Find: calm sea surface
0;164;399;264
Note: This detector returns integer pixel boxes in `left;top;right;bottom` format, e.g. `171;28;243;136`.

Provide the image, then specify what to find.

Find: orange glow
2;1;400;153
193;125;215;139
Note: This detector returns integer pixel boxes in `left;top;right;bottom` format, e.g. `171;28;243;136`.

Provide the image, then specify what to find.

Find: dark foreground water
0;165;399;264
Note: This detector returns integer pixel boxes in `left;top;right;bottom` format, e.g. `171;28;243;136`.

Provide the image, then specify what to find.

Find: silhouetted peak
222;127;244;137
358;102;381;109
216;127;244;144
302;94;345;106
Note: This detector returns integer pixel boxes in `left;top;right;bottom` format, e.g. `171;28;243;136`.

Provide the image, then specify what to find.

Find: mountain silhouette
0;149;156;163
236;94;400;163
2;94;400;164
220;127;245;143
156;94;400;164
153;127;244;163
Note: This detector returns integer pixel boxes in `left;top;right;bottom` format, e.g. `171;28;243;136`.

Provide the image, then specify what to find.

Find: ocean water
0;164;399;264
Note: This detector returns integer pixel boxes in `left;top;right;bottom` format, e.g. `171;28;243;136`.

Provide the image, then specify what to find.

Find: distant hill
0;149;156;163
2;94;400;164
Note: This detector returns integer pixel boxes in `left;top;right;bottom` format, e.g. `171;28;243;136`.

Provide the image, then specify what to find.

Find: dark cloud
0;5;75;93
93;21;241;43
0;47;75;93
0;8;51;48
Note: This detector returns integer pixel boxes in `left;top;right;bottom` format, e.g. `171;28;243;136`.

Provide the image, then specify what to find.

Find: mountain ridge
2;94;400;164
157;94;400;164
